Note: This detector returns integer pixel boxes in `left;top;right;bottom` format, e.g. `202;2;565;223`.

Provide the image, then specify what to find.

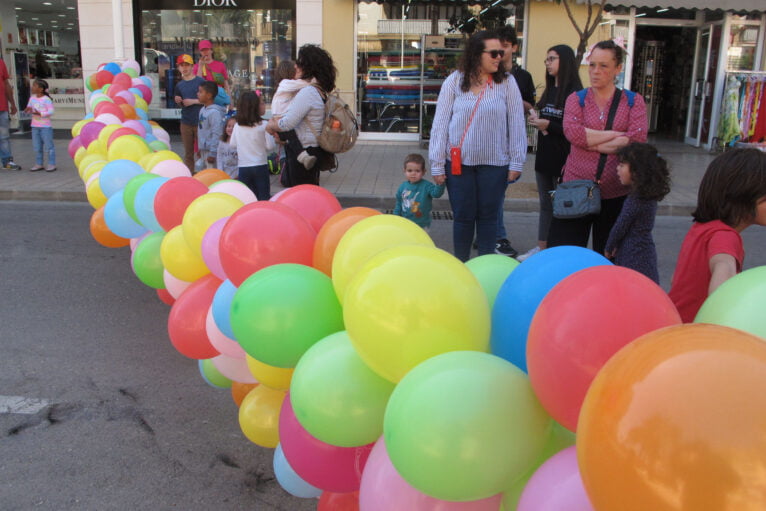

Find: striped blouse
429;71;527;175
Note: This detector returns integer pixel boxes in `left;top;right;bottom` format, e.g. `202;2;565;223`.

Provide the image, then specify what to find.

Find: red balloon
156;288;175;306
112;72;133;90
318;491;360;511
153;177;208;232
167;274;222;359
93;101;126;122
527;266;681;432
272;184;342;233
219;202;316;286
112;95;128;105
95;69;114;88
107;127;140;147
279;396;373;493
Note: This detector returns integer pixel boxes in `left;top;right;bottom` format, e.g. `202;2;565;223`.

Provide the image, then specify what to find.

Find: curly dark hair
537;45;582;110
458;31;506;93
296;44;337;92
592;40;625;66
236;91;263;126
692;148;766;227
617;143;671;201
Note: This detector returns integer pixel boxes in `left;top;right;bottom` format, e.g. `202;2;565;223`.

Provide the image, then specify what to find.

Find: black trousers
546;195;626;255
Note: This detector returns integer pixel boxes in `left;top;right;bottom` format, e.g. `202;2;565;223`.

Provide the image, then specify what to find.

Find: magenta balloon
360;437;503;511
517;447;593;511
280;396;373;493
68;136;84;158
79;121;106;147
136;84;152;104
201;216;228;280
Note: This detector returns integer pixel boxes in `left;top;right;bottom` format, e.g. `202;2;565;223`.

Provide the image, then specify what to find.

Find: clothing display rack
717;71;766;148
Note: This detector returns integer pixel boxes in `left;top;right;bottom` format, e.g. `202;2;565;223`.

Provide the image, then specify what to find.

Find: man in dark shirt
174;54;205;172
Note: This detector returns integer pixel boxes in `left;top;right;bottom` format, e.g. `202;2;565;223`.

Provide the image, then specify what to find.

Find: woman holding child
546;39;648;254
429;30;527;262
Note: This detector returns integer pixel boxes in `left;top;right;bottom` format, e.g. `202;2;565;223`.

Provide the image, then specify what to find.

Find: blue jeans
0;111;12;165
496;183;508;240
446;162;508;262
238;164;271;201
32;126;55;166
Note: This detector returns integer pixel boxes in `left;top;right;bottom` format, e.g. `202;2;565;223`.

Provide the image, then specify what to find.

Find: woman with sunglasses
429;30;527;262
519;45;583;261
545;39;648;255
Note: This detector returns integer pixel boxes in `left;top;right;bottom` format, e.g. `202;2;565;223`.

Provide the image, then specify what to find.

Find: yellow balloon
86;178;107;209
73;146;88;168
135;96;149;112
245;354;294;391
238;385;286;448
344;244;491;383
77;153;106;177
145;150;182;170
182;193;243;257
107;135;151;162
85;139;107;157
81;160;107;183
97;124;122;147
71;118;90;137
160;226;210;282
138;153;154;170
332;214;434;304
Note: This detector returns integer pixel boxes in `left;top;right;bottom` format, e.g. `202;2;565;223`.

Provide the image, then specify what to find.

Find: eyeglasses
544;56;560;64
483;50;505;59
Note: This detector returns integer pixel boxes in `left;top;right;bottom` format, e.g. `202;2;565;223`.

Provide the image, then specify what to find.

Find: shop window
727;24;760;71
138;3;294;117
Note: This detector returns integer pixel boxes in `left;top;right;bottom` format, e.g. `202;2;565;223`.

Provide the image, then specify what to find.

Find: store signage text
193;0;238;6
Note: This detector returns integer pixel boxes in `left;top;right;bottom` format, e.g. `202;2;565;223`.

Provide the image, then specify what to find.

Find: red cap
176;54;193;65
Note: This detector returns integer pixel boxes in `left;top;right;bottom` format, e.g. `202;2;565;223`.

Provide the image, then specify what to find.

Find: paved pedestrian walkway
0;130;712;216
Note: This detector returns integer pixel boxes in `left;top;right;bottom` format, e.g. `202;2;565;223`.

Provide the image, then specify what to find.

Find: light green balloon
291;331;395;447
124;68;139;78
199;359;232;389
384;351;552;502
149;140;169;152
123;172;158;224
695;266;766;339
231;264;345;368
465;254;519;309
131;232;165;289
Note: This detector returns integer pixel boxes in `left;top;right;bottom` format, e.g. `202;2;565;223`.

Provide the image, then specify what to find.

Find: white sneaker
516;246;541;262
297;150;317;170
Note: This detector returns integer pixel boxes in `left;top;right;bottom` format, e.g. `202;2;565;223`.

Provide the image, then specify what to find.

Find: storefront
132;0;296;119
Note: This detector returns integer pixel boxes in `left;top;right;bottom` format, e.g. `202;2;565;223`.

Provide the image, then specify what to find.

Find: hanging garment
751;81;766;143
718;75;742;146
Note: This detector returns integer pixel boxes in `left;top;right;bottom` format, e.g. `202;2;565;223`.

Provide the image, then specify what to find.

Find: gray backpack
307;84;358;154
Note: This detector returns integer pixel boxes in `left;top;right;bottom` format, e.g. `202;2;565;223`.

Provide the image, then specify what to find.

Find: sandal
45;166;57;172
30;165;45;172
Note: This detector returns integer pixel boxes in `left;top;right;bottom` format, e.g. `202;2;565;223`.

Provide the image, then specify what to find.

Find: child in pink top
669;148;766;322
25;79;56;172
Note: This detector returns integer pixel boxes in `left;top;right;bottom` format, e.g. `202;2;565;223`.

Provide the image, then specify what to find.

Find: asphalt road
1;201;765;510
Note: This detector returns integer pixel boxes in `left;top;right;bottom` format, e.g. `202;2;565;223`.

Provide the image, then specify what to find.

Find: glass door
686;27;711;146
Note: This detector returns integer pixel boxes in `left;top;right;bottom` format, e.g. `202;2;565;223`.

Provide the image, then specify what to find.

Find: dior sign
193;0;238;6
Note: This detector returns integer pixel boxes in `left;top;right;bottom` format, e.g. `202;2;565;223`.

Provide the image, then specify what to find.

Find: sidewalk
0;130;711;216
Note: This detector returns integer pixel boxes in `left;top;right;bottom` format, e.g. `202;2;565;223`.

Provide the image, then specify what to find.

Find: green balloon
291;331;395;447
465;254;519;309
124;68;139;78
199;359;232;389
123;172;158;224
384;351;551;502
695;266;766;339
148;140;169;152
132;232;165;289
230;264;345;368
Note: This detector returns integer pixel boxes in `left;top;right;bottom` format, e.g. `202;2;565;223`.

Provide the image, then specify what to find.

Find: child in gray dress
604;143;671;284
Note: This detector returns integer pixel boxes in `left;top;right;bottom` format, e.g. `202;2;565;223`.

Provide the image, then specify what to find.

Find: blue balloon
490;246;612;372
145;134;158;143
139;76;153;88
84;113;94;119
99;159;145;198
103;190;147;239
136;109;149;120
134;176;168;233
103;62;121;76
212;280;237;339
273;444;322;498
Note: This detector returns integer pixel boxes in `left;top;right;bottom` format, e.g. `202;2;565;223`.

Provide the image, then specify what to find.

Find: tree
559;0;607;63
448;5;512;35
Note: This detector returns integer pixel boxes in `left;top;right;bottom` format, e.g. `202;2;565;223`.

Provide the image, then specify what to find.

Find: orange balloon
313;207;382;276
578;323;766;511
90;206;130;248
119;103;138;120
231;381;259;407
194;168;230;186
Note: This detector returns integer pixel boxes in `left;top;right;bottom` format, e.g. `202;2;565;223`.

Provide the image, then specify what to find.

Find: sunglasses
483;50;505;59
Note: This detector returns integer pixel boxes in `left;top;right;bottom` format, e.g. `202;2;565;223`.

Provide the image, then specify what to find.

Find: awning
599;0;763;11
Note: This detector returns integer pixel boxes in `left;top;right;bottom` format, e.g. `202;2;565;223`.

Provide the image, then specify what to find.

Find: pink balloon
95;113;122;125
210;354;256;383
205;307;245;358
273;184;341;233
360;437;503;511
280;396;373;493
201;216;228;280
517;447;593;511
208;180;257;205
123;120;145;137
152;128;170;145
151;159;192;178
68;136;84;158
79;121;106;146
164;269;193;299
118;91;137;106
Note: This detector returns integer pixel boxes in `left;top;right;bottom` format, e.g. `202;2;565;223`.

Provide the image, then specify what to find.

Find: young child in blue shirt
196;80;226;171
393;153;445;229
